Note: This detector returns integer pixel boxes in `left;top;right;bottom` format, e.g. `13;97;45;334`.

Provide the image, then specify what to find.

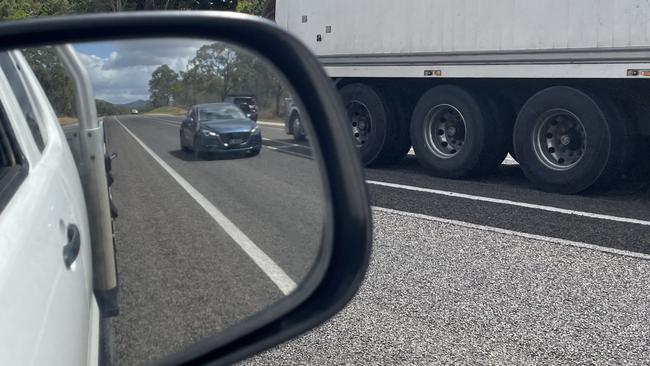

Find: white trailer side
274;0;650;194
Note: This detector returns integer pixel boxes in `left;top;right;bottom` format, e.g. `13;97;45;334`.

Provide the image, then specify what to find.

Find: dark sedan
180;103;262;159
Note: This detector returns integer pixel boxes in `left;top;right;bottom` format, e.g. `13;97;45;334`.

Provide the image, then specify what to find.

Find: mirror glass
7;38;324;364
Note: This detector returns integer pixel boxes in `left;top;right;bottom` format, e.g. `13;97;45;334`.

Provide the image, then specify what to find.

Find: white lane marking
258;121;284;127
262;137;310;149
503;154;518;165
264;145;313;159
367;180;650;227
373;206;650;260
114;117;297;295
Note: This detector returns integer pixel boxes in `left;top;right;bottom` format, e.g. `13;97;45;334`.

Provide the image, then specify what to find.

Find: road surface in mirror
106;115;322;364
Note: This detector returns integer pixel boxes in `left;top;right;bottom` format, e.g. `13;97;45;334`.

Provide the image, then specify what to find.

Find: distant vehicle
285;98;306;141
180;102;262;159
130;109;138;114
223;94;258;121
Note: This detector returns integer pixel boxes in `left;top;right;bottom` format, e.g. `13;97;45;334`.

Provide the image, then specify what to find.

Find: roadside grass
58;116;79;125
146;106;187;116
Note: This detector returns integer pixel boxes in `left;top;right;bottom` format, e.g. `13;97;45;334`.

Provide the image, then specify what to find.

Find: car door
0;51;94;366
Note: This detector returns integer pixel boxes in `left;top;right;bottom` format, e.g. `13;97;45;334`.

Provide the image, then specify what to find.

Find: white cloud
77;38;208;104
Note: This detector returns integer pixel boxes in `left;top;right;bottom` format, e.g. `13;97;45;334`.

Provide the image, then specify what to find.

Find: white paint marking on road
262;137;310;149
264;145;313;160
503;154;518;165
114;117;297;295
373;206;650;260
367;180;650;227
257;121;284;128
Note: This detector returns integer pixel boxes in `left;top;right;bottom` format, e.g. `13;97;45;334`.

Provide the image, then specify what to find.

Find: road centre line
373;206;650;260
367;180;650;227
262;137;310;149
264;145;313;159
114;116;297;295
257;121;284;128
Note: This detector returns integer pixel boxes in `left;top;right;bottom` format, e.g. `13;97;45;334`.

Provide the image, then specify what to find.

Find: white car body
0;51;98;365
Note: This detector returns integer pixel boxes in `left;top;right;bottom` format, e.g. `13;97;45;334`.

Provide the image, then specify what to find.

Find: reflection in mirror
18;39;324;364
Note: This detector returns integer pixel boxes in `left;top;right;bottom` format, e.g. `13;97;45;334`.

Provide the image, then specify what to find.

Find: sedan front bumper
196;133;262;153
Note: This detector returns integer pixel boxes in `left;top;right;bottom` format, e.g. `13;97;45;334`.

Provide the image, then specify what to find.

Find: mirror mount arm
55;44;119;317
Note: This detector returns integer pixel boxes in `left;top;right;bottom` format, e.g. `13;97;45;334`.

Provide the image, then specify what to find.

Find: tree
23;47;77;116
186;43;248;100
148;64;179;107
236;0;266;15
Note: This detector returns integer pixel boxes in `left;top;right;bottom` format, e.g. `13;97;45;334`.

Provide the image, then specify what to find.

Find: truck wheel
290;112;305;141
410;85;502;178
374;87;412;164
513;86;633;193
339;83;389;165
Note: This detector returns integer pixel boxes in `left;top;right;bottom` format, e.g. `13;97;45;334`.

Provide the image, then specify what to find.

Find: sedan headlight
251;126;261;135
201;129;219;137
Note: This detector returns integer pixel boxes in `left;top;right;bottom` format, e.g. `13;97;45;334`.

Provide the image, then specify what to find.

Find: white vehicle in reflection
0;48;118;365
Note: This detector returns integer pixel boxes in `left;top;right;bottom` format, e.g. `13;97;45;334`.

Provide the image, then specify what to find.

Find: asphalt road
106;114;650;365
104;114;324;364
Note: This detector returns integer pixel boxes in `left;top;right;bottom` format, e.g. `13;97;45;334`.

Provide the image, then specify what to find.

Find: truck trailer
274;0;650;193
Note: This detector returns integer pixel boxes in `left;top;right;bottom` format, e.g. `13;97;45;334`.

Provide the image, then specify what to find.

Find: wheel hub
533;109;587;171
423;104;467;159
346;101;372;147
560;135;571;146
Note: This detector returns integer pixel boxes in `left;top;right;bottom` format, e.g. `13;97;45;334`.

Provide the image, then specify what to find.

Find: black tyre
193;137;203;160
513;86;633;194
290;112;305;141
339;83;389;165
180;132;190;151
374;87;412;164
410;85;504;178
250;148;261;156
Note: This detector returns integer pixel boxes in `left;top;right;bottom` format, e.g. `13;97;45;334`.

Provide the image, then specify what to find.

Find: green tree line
148;43;288;117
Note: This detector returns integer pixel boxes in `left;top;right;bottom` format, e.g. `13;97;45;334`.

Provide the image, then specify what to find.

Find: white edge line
114;116;297;295
257;121;284;127
373;206;650;260
367;180;650;227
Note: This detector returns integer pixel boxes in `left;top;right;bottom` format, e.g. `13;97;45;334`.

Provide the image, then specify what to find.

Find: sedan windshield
198;105;246;121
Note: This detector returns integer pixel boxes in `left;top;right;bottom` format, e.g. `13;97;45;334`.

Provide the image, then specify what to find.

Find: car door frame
0;50;94;365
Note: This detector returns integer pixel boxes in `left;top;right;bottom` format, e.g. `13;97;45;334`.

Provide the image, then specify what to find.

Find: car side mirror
0;11;370;366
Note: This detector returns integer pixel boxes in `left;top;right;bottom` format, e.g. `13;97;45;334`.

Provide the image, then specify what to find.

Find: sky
73;38;208;104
